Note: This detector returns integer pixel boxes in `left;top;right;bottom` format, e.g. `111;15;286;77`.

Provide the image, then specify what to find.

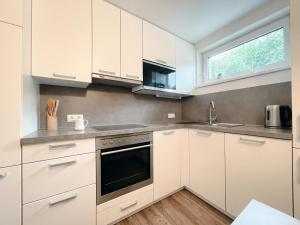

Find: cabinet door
189;129;225;210
179;129;190;187
32;0;91;85
143;21;176;68
225;134;293;217
93;0;120;77
0;22;21;167
0;0;22;26
176;38;195;93
153;130;181;200
0;165;21;225
121;11;142;81
294;148;300;219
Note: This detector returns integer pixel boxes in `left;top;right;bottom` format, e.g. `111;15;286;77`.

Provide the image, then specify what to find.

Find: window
201;17;290;85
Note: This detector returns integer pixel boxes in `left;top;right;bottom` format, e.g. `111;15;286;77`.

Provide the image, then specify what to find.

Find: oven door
97;142;153;204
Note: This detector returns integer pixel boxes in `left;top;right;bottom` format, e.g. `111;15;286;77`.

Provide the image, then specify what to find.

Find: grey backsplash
39;82;291;129
39;84;182;129
182;82;292;125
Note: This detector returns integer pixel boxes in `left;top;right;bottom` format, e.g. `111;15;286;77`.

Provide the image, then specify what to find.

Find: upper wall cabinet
176;38;195;93
32;0;92;88
93;0;120;78
0;0;22;26
121;11;143;81
143;21;176;68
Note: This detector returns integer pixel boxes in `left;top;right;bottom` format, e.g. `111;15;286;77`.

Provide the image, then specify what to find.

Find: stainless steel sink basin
210;123;243;128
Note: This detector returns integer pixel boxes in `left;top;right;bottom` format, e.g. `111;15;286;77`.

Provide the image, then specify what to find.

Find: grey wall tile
182;82;292;125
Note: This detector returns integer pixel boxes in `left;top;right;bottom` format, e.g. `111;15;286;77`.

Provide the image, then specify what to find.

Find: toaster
265;105;292;128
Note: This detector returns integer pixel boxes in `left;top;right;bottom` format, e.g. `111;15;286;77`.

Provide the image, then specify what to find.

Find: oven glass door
100;143;151;197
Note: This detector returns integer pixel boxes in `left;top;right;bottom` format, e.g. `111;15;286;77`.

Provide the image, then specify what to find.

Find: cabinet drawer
23;184;96;225
23;153;95;204
97;185;153;225
22;138;95;163
0;165;21;225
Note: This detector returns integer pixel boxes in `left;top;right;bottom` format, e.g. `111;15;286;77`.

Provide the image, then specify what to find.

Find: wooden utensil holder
47;115;58;131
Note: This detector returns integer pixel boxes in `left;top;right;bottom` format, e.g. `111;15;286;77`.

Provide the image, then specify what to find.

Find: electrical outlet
168;113;176;119
67;114;83;122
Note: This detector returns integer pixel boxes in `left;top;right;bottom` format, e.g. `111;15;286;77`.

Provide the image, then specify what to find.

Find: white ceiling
106;0;272;44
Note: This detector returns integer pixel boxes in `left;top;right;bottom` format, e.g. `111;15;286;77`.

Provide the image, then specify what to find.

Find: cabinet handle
156;59;167;65
0;172;7;178
53;73;76;80
99;69;116;76
239;137;266;145
49;159;77;168
126;74;140;80
49;193;77;206
49;143;77;150
120;200;138;211
163;131;175;135
196;131;212;137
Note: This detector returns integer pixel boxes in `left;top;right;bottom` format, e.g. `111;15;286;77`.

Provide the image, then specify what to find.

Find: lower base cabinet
0;165;21;225
23;184;96;225
225;134;293;217
294;148;300;219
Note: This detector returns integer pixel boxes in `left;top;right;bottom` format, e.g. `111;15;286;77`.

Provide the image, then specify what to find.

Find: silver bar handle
0;171;7;178
99;69;116;76
53;73;76;80
163;131;175;135
49;193;77;206
120;200;138;211
239;137;266;145
156;59;167;65
197;130;212;137
126;74;139;79
49;159;77;168
101;144;152;156
49;143;77;150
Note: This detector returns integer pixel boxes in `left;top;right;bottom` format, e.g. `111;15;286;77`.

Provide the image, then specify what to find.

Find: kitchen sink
210;122;243;128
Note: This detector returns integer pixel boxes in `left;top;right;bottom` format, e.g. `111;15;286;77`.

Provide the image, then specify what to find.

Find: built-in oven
96;133;153;204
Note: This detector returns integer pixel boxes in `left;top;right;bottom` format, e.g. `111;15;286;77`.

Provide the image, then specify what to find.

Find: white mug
74;119;88;131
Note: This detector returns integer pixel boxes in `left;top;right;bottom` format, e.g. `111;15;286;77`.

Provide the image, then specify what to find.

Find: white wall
194;0;290;95
22;0;39;136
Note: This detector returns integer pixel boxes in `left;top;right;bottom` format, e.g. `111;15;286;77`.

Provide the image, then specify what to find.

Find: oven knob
102;141;107;145
118;139;122;143
109;140;114;144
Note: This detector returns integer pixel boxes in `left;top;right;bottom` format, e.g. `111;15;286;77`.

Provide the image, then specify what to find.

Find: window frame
200;16;290;87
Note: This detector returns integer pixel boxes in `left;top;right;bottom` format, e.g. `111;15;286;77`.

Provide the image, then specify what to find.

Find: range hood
92;73;142;87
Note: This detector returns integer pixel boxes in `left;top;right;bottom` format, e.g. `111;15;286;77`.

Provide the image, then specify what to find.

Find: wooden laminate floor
117;189;233;225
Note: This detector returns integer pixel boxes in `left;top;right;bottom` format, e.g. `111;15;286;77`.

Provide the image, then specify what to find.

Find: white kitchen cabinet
291;0;300;148
0;0;22;26
143;21;176;68
121;11;143;81
294;148;300;219
179;129;190;187
153;130;181;201
189;129;225;211
93;0;120;78
0;165;21;225
23;184;96;225
32;0;92;87
176;38;195;93
0;22;21;167
225;134;293;217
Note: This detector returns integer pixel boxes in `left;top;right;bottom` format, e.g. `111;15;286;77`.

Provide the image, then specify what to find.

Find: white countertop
232;200;300;225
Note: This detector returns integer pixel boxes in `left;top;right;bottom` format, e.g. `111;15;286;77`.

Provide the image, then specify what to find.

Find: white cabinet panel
291;0;300;148
0;165;21;225
153;130;181;200
93;0;120;77
23;184;96;225
143;21;176;68
189;129;225;210
179;129;190;187
0;0;22;26
176;38;195;93
0;22;21;167
121;11;142;81
23;153;96;203
225;134;293;217
294;148;300;219
32;0;92;86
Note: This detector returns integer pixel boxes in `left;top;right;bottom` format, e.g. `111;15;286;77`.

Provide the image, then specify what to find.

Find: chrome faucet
208;101;217;125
